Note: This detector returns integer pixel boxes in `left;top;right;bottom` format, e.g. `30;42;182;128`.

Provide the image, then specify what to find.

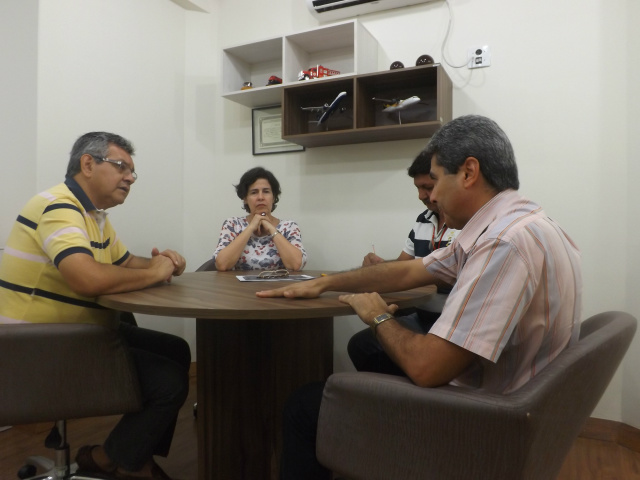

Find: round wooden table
98;270;435;480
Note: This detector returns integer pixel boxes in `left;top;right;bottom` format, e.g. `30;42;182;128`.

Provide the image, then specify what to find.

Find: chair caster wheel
18;464;37;479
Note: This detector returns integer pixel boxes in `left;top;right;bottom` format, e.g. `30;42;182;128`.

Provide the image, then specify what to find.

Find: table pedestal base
196;317;333;480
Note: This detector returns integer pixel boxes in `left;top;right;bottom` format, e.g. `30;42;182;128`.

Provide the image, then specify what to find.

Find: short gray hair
423;115;519;191
66;132;135;177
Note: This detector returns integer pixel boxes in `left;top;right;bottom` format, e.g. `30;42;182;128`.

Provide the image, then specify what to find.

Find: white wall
43;0;192;345
623;0;640;426
0;0;194;349
184;0;638;422
0;0;38;246
1;0;638;426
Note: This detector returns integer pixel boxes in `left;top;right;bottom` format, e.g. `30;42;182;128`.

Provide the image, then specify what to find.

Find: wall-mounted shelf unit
222;20;378;108
282;64;452;148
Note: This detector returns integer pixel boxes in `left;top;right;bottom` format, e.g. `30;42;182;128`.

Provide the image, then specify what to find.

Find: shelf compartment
282;78;355;137
283;21;377;84
356;65;441;129
222;37;283;104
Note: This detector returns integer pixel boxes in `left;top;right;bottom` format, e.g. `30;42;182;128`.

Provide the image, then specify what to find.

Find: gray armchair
0;323;142;479
317;311;637;480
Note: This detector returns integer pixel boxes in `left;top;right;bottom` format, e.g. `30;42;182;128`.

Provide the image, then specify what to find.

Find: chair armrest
317;372;531;480
0;323;142;425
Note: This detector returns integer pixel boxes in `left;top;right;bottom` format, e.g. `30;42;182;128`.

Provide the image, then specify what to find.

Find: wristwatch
370;312;394;336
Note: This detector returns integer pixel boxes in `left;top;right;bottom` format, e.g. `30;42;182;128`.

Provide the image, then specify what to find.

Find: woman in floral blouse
213;167;307;271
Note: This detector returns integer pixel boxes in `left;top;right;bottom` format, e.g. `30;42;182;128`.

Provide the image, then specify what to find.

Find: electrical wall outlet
468;45;491;69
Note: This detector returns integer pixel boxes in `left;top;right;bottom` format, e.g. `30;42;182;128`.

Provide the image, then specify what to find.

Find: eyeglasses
89;154;138;180
258;269;289;279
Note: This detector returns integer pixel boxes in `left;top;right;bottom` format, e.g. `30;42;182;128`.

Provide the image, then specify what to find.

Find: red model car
298;65;340;81
266;75;282;86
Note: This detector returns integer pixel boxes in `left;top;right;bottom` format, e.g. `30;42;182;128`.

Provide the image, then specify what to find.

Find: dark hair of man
422;115;519;191
407;150;432;178
66;132;135;178
235;166;282;213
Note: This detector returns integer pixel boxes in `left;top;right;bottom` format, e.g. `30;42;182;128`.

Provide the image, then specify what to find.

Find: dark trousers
347;310;439;375
280;381;330;480
280;311;440;479
104;321;191;471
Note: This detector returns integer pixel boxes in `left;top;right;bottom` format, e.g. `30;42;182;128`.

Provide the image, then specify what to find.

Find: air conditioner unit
306;0;437;22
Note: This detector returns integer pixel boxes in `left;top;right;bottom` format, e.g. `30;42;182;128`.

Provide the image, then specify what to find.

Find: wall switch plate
468;45;491;69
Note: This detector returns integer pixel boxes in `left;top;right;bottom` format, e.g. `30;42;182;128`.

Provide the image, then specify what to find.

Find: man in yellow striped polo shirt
0;132;189;480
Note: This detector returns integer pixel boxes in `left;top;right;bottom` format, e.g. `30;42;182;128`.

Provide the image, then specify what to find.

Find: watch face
374;313;393;324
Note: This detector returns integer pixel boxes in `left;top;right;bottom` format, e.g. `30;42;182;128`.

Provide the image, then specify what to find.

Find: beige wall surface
0;0;37;245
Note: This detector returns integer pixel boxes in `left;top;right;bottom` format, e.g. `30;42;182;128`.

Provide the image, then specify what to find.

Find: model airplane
301;91;347;125
373;96;422;112
373;96;423;124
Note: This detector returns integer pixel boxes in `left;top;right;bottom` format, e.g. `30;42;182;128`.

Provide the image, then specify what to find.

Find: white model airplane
373;96;421;112
373;96;423;124
301;91;347;125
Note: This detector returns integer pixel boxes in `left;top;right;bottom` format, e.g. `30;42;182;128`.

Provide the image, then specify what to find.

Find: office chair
196;258;216;273
317;311;637;480
0;322;142;479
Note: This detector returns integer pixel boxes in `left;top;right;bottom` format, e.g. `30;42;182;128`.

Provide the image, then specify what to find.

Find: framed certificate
252;105;305;155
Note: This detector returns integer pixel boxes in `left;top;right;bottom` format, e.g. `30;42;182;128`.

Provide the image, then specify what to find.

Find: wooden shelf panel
222;87;283;109
283;122;441;148
282;64;452;147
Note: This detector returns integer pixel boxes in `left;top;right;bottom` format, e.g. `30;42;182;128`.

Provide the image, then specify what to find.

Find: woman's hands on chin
249;212;276;236
259;215;277;236
247;213;264;235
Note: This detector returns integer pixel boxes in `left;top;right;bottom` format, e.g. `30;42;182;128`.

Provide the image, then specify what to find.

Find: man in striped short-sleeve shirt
258;115;582;480
350;150;459;375
0;132;190;480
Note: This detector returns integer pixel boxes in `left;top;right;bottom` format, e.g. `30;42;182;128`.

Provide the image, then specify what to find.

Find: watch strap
370;312;394;336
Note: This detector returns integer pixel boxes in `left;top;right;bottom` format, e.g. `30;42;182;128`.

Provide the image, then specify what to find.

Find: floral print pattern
213;217;307;270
